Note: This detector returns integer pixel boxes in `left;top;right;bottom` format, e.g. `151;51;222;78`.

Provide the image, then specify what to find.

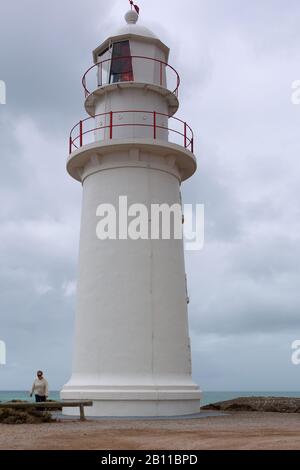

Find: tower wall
61;152;200;416
94;88;169;142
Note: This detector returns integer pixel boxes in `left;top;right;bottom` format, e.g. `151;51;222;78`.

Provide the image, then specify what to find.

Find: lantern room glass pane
97;47;111;87
110;41;134;83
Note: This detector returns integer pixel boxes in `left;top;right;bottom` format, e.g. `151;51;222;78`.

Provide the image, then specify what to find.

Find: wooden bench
0;400;93;421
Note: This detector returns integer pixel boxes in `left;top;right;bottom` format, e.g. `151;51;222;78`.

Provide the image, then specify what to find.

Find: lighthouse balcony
69;109;194;155
83;56;180;117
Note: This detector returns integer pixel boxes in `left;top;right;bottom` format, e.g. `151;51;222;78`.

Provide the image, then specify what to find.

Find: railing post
79;121;83;147
69;136;72;154
110;111;113;139
184;122;187;148
191;138;194;153
79;404;85;422
153;111;157;140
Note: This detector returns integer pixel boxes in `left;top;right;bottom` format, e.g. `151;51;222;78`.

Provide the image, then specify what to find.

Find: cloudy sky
0;0;300;392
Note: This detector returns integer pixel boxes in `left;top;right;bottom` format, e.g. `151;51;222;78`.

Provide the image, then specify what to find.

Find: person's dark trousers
35;395;46;403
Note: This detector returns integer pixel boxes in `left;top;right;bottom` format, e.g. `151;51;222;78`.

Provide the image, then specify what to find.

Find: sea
1;391;300;406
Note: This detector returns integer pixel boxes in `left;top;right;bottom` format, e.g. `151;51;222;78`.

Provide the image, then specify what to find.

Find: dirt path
1;412;300;450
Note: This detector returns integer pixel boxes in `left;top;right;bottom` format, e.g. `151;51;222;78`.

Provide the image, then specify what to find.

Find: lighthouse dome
114;10;158;39
93;10;169;63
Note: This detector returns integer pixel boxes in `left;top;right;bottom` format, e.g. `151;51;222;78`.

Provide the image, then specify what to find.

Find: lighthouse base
60;386;201;417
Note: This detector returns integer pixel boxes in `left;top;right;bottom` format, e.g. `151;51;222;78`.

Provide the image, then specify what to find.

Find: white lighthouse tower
61;6;201;417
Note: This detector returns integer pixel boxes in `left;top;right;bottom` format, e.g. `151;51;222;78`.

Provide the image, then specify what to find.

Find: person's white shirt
31;378;48;397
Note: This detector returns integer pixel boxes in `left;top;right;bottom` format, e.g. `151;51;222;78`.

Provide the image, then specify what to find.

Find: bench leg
79;404;85;421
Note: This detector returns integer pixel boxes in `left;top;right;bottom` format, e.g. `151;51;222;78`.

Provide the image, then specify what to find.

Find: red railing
82;56;180;99
69;110;194;154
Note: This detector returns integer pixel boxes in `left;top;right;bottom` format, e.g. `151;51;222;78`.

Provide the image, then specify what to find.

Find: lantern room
83;9;179;118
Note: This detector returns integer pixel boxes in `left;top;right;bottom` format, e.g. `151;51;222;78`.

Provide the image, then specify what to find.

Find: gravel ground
0;412;300;450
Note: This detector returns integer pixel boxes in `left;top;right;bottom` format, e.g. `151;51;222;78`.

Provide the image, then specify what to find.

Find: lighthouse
61;6;201;417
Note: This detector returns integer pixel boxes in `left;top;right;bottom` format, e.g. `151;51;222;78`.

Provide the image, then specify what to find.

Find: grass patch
0;401;57;425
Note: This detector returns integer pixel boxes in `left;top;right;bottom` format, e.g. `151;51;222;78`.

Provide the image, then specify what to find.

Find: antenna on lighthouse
129;0;140;15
